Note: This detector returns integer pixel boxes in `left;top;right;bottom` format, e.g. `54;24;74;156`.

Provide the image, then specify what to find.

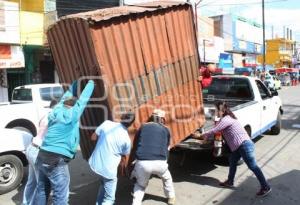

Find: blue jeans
228;140;270;189
23;144;39;205
33;156;70;205
96;176;118;205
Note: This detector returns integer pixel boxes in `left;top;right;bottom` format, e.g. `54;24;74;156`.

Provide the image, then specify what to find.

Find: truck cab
0;84;63;135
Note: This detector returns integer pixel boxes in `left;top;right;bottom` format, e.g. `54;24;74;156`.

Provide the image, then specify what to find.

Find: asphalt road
1;84;299;205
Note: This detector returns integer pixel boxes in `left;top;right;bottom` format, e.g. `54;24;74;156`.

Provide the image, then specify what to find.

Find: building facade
0;1;25;102
258;38;295;68
212;14;263;73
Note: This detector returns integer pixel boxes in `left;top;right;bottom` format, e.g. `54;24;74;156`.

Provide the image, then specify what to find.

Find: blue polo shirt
88;120;131;179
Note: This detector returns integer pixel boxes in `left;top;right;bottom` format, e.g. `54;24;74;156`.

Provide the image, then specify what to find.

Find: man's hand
197;76;203;82
119;156;127;177
90;132;98;141
70;80;78;97
192;131;204;140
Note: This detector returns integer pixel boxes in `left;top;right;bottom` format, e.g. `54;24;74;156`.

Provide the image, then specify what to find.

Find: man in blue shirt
130;109;175;205
89;111;135;205
34;80;95;205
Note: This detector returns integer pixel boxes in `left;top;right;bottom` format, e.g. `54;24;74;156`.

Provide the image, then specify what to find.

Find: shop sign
0;45;24;69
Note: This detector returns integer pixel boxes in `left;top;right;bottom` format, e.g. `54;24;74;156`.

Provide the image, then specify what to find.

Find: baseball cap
152;109;166;118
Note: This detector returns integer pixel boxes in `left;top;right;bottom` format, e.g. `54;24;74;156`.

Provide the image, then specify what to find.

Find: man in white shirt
89;111;135;205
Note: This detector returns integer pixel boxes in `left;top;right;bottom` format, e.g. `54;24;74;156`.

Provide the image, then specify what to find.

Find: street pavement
1;85;299;205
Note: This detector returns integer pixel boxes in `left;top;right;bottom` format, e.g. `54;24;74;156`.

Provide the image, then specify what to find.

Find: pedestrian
130;109;176;205
197;63;216;88
197;101;271;197
88;111;136;205
22;99;58;205
33;80;95;205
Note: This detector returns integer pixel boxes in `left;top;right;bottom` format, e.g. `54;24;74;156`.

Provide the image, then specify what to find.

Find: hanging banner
0;45;25;69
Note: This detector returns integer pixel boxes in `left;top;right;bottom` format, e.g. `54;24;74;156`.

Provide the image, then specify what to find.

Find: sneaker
168;197;176;205
219;180;234;188
256;187;272;197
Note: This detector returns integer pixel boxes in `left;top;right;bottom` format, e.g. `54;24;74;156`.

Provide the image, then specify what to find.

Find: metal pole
262;0;266;71
195;0;203;65
203;39;206;63
271;25;274;39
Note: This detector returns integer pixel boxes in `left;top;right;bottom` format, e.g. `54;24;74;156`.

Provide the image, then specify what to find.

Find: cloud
241;8;300;41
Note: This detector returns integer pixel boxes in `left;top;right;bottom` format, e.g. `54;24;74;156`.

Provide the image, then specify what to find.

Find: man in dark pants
130;109;175;205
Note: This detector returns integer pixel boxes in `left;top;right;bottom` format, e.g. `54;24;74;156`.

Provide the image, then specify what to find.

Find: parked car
0;84;63;135
279;73;291;86
0;128;32;194
261;71;276;90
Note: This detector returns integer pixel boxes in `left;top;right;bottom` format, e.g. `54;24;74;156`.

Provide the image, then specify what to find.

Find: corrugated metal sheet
47;2;205;160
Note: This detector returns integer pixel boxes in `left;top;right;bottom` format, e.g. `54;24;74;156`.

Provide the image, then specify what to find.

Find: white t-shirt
88;120;131;179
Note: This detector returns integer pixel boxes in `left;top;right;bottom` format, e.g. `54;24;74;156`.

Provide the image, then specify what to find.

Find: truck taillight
214;132;222;141
213;132;223;157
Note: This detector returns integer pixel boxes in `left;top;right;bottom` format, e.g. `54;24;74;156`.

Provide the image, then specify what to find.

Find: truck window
12;88;33;101
255;80;270;99
202;77;253;101
40;87;64;101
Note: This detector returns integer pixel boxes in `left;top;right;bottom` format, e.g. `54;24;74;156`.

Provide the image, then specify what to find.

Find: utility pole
262;0;266;72
203;39;206;63
271;25;274;39
203;39;210;65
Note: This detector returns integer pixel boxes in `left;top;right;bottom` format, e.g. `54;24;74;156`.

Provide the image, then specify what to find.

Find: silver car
279;73;291;86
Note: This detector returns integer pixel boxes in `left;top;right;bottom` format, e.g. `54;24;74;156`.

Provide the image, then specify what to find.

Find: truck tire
6;120;36;136
0;155;24;195
270;112;281;135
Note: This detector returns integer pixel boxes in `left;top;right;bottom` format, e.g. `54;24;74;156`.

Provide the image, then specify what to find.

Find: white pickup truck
177;75;283;151
0;84;63;136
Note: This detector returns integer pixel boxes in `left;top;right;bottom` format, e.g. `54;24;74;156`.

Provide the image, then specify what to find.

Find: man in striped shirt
200;101;271;197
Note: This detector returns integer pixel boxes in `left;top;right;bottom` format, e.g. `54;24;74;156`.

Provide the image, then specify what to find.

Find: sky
198;0;300;42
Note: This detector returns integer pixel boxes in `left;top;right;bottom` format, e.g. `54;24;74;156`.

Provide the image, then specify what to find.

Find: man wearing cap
33;80;95;205
130;109;176;205
88;111;135;205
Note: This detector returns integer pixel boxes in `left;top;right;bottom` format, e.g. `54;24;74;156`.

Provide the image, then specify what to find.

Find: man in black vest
130;109;175;205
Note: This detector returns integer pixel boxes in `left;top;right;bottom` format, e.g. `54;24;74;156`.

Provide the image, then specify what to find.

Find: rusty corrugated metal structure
47;1;205;159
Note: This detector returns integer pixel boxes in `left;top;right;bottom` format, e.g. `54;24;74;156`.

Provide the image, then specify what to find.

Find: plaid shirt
203;115;250;151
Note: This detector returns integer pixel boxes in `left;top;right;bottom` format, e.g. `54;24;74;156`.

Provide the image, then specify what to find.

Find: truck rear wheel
0;155;24;195
270;112;281;135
